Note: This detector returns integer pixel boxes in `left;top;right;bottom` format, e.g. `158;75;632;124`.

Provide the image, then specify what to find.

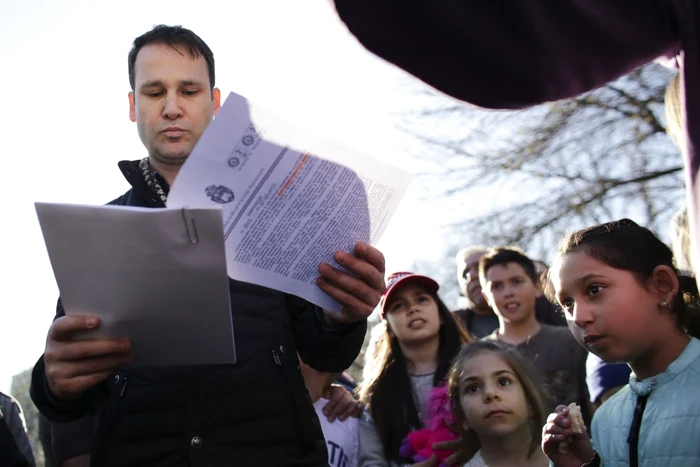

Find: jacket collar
629;337;700;396
118;159;169;208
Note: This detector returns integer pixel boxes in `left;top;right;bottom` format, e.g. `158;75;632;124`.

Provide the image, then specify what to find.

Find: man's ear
649;265;679;303
212;87;221;116
128;92;136;122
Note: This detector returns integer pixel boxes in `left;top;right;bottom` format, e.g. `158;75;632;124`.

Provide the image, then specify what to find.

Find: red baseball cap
379;272;439;319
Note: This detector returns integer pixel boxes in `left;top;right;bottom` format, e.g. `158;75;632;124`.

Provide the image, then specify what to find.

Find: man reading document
31;25;384;467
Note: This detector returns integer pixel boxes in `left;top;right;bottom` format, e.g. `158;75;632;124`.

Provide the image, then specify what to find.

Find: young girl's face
551;250;662;364
458;352;529;438
385;283;442;345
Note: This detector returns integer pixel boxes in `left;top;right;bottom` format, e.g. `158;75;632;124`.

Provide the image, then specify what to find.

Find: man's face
459;251;489;311
129;43;220;167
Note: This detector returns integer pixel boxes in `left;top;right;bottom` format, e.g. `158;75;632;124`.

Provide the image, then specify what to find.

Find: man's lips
161;127;186;137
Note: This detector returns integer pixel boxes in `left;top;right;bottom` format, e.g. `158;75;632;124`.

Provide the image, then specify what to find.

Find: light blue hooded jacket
592;337;700;466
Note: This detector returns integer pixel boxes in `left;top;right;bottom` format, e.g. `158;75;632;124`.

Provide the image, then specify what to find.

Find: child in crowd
478;247;591;425
358;272;472;466
543;218;700;466
298;357;358;467
447;340;548;467
585;354;631;413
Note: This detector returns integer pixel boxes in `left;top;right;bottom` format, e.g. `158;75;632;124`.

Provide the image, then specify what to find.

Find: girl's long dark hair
546;218;700;338
358;288;472;462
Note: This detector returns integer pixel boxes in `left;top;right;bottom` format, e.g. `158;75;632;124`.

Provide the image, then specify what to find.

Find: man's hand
321;384;361;422
44;315;134;401
317;242;386;325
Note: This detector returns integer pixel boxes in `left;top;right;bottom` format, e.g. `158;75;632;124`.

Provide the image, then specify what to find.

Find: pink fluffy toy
398;384;460;466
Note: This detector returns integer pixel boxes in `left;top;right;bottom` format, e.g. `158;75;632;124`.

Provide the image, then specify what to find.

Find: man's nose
162;93;183;119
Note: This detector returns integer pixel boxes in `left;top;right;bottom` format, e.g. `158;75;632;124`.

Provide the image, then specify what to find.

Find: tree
404;64;684;260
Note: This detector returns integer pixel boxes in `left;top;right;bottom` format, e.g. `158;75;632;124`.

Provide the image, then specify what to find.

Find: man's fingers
317;263;383;309
334;247;385;292
316;277;374;319
49;370;116;402
47;338;132;362
48;315;100;341
354;242;386;276
59;353;135;379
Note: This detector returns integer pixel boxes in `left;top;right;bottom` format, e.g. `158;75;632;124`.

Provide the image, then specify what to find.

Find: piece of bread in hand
567;403;584;434
558;403;585;453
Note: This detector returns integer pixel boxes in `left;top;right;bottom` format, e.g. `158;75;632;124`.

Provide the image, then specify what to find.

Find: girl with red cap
358;272;472;466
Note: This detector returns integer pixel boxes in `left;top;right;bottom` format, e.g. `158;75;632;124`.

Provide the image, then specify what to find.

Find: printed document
35;203;235;367
168;92;412;311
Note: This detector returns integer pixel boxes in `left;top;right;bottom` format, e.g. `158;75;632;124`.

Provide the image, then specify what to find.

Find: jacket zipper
272;349;311;453
119;376;128;398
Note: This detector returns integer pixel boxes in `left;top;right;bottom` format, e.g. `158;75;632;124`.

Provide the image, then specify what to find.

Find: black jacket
31;160;367;467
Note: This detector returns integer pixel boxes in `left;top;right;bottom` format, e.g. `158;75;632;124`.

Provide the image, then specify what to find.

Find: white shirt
463;450;488;467
314;397;359;467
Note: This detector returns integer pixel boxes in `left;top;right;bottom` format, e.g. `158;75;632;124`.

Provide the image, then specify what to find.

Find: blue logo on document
205;185;235;204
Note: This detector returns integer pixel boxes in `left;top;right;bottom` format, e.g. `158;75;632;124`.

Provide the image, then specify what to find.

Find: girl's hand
542;405;595;467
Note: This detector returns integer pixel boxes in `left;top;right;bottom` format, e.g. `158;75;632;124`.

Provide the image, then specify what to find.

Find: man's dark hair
128;25;215;92
479;246;539;284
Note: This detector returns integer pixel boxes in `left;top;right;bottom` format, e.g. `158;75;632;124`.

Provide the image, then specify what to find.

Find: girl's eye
390;302;404;312
587;284;604;297
418;295;429;303
560;298;574;313
498;377;512;387
466;384;479;393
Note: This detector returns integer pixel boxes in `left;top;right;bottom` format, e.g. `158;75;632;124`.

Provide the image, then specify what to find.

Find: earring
660;300;670;309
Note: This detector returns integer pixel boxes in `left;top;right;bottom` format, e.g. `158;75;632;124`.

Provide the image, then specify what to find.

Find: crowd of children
334;217;700;467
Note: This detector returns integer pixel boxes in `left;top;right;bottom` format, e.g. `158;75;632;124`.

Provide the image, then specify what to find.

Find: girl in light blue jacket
542;218;700;467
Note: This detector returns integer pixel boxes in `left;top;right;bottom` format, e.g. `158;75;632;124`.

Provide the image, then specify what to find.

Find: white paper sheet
167;91;412;311
35;203;235;367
